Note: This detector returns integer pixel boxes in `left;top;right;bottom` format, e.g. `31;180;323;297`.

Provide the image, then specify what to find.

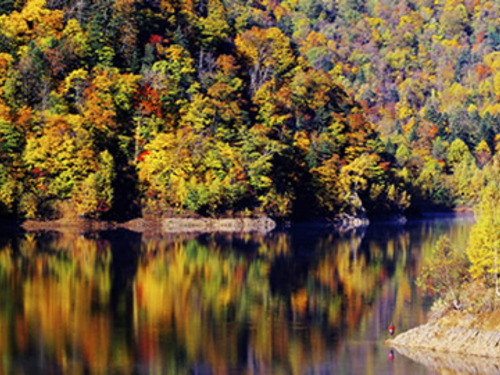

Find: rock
161;217;276;234
393;345;500;374
20;217;276;235
331;213;369;232
386;317;500;359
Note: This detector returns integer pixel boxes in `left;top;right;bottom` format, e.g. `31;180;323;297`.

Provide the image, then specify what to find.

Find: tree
22;113;109;217
235;26;295;94
62;18;91;63
475;139;492;167
73;150;115;217
467;183;500;284
150;44;195;122
199;0;229;47
447;138;470;167
0;0;14;15
440;0;469;38
395;144;411;167
417;235;468;310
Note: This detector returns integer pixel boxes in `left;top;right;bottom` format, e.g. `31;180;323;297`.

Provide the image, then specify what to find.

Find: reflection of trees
0;218;474;374
134;238;273;372
132;229;425;373
0;233;113;374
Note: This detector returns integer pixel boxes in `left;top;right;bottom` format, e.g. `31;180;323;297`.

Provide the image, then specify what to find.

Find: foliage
419;175;500;314
467;182;500;282
417;235;468;310
0;0;498;219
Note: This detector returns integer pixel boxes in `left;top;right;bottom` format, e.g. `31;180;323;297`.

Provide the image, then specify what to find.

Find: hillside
0;0;498;220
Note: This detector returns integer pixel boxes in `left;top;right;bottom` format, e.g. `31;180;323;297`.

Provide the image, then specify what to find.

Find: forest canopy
0;0;498;220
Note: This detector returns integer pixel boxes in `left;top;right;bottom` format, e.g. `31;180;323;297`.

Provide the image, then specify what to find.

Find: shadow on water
0;214;475;374
103;229;141;304
103;229;141;352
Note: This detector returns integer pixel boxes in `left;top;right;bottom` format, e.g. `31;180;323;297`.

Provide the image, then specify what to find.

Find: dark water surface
0;214;474;374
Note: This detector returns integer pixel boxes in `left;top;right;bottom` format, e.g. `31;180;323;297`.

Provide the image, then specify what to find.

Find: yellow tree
447;138;470;167
62;18;91;61
235;26;295;94
22;113;95;217
475;139;492;167
467;183;500;286
22;113;115;218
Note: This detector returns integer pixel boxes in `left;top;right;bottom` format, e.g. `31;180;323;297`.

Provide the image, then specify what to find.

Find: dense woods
0;0;498;220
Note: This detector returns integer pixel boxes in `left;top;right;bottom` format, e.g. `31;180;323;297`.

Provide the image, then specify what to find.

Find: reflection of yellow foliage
0;220;475;373
394;274;411;319
291;288;308;316
1;233;114;374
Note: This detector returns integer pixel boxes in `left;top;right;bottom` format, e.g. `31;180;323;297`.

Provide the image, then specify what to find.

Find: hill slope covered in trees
0;0;498;220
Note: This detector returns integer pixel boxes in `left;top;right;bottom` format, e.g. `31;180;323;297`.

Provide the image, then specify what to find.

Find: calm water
0;214;474;374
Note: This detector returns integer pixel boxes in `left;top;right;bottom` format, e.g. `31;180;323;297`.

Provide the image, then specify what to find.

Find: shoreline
386;310;500;360
10;212;375;235
19;217;278;235
392;345;500;374
3;210;474;235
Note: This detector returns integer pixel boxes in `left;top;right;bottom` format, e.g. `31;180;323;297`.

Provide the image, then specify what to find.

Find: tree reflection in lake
0;215;474;374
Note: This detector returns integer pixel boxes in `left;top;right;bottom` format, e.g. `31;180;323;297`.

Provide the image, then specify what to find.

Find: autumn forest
0;0;500;372
0;0;498;221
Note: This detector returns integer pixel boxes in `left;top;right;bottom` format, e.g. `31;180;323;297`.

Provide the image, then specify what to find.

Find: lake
0;214;474;374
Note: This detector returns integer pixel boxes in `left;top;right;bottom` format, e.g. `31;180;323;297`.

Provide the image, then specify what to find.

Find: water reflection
0;215;474;374
394;346;500;374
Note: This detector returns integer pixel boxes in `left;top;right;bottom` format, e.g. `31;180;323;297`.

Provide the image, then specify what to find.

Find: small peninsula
387;181;500;364
387;310;500;358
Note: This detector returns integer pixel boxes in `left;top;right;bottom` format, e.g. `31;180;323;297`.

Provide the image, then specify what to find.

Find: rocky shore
393;345;500;374
388;320;500;357
330;213;370;232
161;217;276;233
387;310;500;362
21;217;277;234
20;212;379;234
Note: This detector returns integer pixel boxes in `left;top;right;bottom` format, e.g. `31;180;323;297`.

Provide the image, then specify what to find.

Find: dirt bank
386;310;500;359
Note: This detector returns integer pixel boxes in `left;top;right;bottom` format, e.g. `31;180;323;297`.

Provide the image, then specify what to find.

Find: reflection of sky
0;215;474;374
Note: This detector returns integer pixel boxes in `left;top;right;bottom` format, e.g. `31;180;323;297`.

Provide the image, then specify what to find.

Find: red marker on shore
389;323;395;336
388;350;394;362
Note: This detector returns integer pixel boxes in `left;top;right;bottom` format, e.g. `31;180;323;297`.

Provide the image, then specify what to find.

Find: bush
460;282;497;314
417;235;469;310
